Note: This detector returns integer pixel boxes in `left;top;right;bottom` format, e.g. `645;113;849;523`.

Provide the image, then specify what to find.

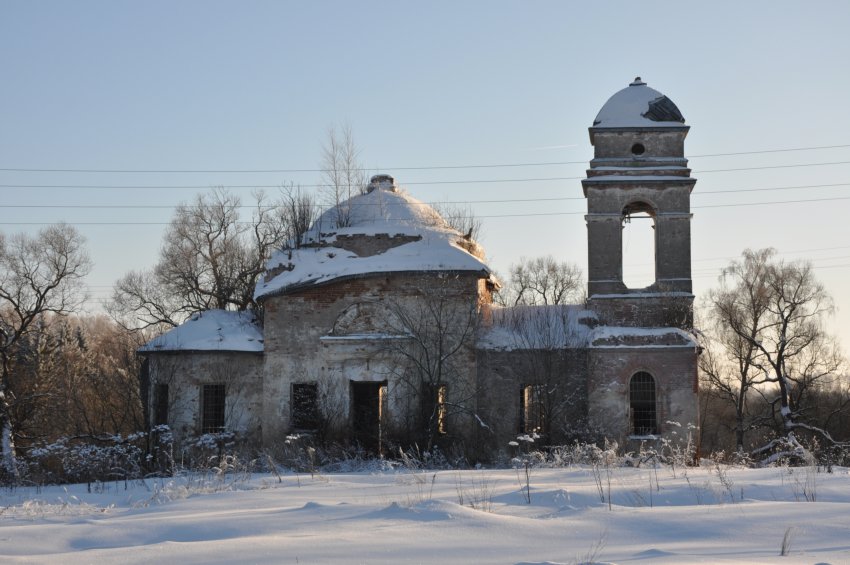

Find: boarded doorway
351;381;387;453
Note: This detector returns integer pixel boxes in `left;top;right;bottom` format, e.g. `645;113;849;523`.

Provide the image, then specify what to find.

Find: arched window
621;202;656;289
629;372;657;435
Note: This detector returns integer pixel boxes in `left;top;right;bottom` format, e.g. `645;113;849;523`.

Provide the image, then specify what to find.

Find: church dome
310;174;447;234
592;77;685;128
255;175;490;299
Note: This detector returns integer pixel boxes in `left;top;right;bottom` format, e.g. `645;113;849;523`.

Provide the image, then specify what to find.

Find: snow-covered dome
255;175;490;299
592;77;685;128
309;174;447;236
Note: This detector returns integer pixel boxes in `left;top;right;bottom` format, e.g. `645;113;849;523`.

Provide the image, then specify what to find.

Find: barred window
292;383;319;429
630;372;657;435
201;384;226;433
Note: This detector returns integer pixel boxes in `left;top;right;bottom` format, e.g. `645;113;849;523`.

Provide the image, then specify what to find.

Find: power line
3;160;850;192
689;144;850;158
0;177;585;189
2;143;849;174
694;195;850;208
4;193;850;226
3;181;850;209
693;160;850;174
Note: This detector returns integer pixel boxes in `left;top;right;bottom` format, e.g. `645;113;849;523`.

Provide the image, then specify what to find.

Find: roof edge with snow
138;310;264;354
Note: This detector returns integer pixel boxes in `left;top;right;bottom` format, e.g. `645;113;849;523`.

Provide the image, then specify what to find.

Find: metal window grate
292;383;319;429
201;384;226;433
630;372;657;435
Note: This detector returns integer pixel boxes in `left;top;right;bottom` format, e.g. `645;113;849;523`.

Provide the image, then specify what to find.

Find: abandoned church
140;79;700;459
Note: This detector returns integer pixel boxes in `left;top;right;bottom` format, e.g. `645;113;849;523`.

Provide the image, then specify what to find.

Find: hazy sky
2;1;849;350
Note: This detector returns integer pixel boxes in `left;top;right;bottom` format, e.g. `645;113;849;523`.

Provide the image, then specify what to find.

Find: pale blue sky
2;1;850;349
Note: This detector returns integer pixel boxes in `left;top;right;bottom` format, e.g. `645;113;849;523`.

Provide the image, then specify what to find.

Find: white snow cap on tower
592;77;686;128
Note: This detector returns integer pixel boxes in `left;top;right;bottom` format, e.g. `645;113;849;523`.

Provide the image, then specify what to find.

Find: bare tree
431;203;482;242
705;248;847;462
279;184;318;249
495;305;588;443
497;256;584;307
0;224;92;477
382;275;481;451
320;124;367;228
110;189;306;330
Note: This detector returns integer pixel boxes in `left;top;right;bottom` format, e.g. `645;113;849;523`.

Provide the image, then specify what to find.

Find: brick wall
587;345;699;449
476;348;589;454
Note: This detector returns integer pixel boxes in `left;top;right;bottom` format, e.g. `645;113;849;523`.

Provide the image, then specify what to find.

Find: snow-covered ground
1;464;848;564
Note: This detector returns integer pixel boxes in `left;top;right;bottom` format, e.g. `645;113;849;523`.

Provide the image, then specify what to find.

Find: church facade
140;79;700;458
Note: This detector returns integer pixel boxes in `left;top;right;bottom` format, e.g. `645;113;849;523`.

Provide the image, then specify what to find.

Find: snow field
0;464;848;564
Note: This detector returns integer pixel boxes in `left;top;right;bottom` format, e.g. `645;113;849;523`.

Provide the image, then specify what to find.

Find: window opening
631;142;646;155
520;384;546;435
292;383;319;429
423;385;448;435
622;202;656;289
153;383;169;426
201;384;226;433
630;372;657;435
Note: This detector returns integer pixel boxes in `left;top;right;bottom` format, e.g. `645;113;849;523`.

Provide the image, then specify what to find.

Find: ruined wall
146;351;263;447
261;272;484;452
587;345;698;451
587;294;694;329
475;348;589;455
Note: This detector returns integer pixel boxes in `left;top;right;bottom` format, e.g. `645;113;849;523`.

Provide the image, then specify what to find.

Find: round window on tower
631;143;646;156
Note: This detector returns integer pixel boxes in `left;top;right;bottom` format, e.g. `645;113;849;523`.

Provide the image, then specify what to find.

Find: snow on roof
139;310;264;353
311;175;446;234
256;177;491;300
592;77;686;129
478;305;597;351
589;326;696;349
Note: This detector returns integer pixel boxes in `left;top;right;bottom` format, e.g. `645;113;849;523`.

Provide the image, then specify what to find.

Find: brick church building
140;79;699;458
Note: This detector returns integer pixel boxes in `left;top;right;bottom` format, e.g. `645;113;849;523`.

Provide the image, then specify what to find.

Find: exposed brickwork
588;346;698;448
332;233;422;257
588;294;694;328
476;348;589;451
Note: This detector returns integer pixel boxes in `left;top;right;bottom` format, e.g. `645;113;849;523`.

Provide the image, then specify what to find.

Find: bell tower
582;78;696;329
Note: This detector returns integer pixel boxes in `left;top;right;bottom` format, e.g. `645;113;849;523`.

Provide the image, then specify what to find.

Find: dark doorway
351;381;387;453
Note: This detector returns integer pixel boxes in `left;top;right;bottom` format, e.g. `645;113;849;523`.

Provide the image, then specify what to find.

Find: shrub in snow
19;427;175;487
180;431;241;470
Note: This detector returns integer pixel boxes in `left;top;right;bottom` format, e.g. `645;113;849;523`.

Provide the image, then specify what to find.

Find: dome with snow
255;175;490;299
592;77;685;128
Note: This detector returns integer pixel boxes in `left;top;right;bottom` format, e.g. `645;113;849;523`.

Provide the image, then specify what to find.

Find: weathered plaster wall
587;345;699;450
588;129;688;160
584;180;695;299
476;348;589;454
146;352;263;446
261;272;484;450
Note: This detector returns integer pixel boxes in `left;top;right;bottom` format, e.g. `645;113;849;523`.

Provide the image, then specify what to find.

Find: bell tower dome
581;78;696;328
